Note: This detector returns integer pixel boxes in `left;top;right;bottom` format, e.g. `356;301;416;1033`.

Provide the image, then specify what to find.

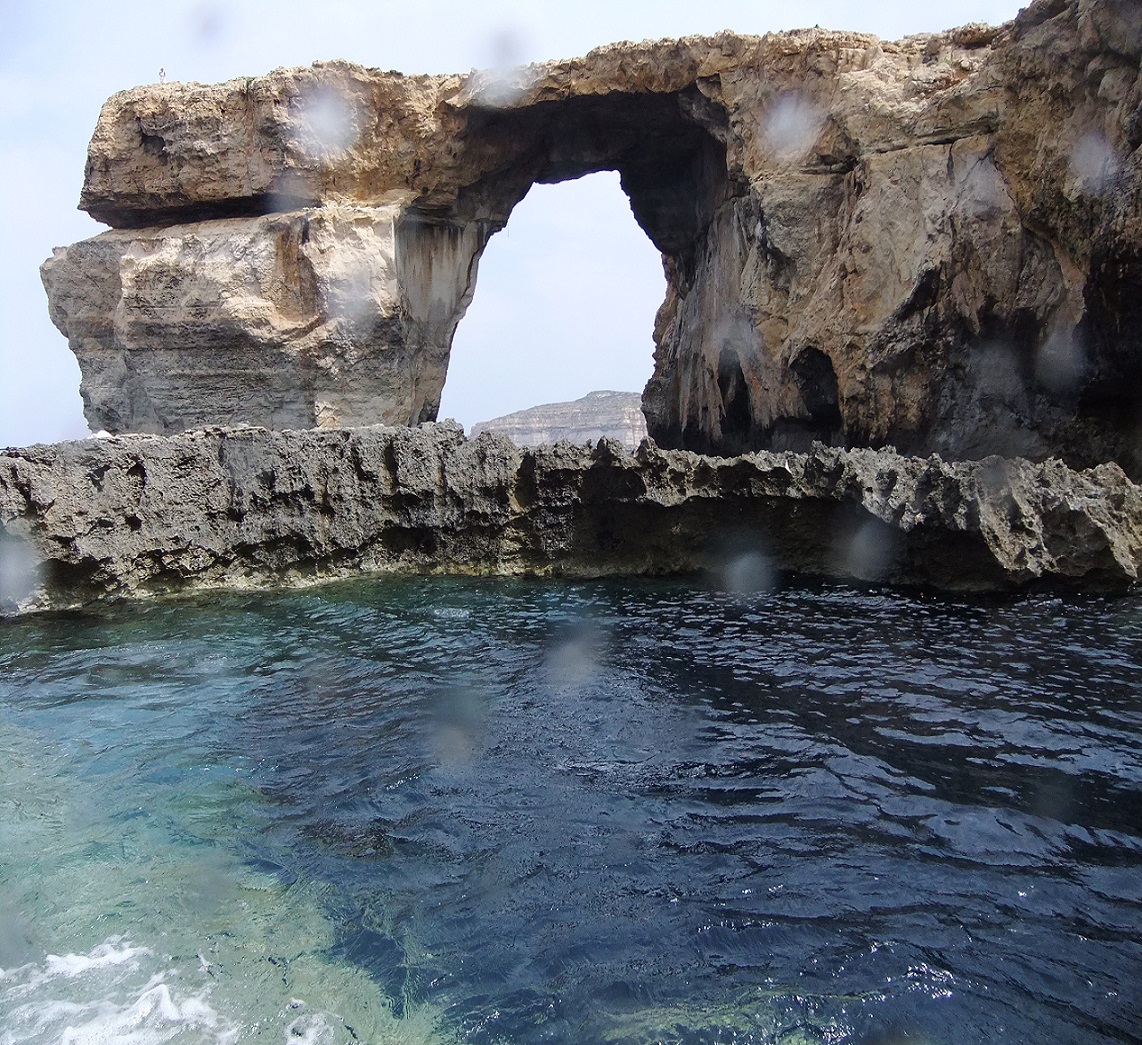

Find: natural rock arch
42;0;1142;475
394;85;731;426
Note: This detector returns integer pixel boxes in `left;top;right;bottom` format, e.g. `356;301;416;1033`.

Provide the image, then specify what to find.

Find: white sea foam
0;729;398;1044
42;939;151;980
0;938;236;1045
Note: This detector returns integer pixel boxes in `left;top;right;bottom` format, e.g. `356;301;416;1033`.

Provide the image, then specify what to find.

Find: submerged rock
2;425;1140;614
40;0;1142;477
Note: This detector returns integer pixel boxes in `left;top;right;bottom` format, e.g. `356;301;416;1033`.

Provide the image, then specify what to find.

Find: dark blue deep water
0;576;1140;1043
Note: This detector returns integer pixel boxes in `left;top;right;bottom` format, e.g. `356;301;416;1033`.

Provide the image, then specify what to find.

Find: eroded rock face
42;203;485;432
3;425;1140;614
42;0;1142;474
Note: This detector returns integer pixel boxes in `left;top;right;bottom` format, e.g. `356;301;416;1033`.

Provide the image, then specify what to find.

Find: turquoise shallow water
1;575;1140;1044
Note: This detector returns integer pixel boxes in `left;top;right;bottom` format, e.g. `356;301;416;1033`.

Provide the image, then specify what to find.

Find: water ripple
1;576;1140;1043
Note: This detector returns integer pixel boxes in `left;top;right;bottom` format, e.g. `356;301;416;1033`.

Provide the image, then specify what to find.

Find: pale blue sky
0;0;1028;446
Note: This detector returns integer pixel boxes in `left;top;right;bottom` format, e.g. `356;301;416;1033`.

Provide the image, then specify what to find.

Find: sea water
0;575;1139;1044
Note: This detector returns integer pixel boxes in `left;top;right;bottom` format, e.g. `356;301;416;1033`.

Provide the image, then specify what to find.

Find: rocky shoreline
13;0;1140;613
3;424;1140;614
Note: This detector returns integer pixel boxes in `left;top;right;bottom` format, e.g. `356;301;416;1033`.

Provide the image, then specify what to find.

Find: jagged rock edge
3;425;1140;615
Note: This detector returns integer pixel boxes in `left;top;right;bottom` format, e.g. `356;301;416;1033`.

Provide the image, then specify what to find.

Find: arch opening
420;89;732;448
437;172;665;444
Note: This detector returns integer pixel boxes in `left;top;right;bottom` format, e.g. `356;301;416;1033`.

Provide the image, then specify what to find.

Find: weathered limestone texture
41;0;1142;475
3;425;1140;614
471;391;649;448
41;203;479;432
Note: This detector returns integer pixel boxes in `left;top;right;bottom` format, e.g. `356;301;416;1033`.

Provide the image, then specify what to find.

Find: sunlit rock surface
3;424;1141;613
41;203;476;432
470;391;648;449
41;0;1142;475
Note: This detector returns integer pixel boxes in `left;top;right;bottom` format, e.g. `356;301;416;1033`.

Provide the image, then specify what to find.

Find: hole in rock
438;171;665;438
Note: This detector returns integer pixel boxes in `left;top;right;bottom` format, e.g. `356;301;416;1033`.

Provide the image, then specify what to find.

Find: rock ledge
3;426;1139;614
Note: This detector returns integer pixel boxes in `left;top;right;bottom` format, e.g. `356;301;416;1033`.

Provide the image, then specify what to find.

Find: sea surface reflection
1;576;1139;1043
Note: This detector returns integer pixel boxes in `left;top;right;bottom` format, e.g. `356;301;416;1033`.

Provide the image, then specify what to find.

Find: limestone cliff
41;0;1142;476
470;391;648;448
3;425;1140;614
